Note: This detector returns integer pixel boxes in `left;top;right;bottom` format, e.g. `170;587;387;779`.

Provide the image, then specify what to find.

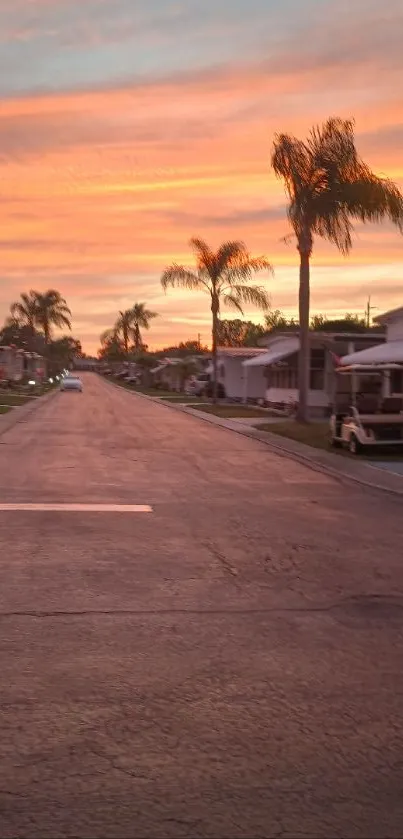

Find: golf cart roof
336;363;403;374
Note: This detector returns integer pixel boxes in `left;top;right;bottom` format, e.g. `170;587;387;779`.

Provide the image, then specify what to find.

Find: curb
105;378;403;499
0;388;59;439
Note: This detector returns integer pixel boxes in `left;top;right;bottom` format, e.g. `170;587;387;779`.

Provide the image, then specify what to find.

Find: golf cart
329;363;403;454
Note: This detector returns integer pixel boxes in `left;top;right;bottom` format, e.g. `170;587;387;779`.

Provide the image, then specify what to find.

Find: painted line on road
0;503;152;512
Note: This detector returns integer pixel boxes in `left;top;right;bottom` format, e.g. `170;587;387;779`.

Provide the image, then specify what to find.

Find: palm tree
130;303;158;351
161;238;272;401
10;291;38;335
272;116;403;422
114;310;134;354
34;290;72;344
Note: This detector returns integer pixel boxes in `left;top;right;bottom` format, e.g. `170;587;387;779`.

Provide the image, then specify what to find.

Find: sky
0;0;402;353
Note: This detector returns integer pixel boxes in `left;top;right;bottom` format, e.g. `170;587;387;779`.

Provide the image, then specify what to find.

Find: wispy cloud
0;0;402;351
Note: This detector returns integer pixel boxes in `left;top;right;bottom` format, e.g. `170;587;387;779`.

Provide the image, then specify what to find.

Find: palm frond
136;308;158;329
343;172;403;231
188;237;215;275
215;240;247;276
161;265;204;291
222;294;245;315
225;284;270;312
221;253;273;287
271;134;311;202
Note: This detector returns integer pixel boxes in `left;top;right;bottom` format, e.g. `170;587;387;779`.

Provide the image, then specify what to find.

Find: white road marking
0;503;152;512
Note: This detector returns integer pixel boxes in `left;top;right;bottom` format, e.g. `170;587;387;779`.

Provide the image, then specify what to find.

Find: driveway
1;373;403;838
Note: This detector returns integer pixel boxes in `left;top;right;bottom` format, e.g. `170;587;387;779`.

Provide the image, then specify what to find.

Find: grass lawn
192;404;272;419
112;380;176;398
256;420;330;450
159;394;203;403
0;393;32;406
0;405;12;414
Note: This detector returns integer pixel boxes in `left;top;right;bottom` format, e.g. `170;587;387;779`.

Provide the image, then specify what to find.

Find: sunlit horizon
1;0;402;354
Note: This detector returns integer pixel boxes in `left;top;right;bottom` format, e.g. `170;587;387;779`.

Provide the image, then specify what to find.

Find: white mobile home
205;348;268;400
242;331;386;415
340;307;403;396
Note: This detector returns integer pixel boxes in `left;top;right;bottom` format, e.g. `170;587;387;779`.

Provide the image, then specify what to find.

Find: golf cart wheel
348;434;362;455
329;433;340;448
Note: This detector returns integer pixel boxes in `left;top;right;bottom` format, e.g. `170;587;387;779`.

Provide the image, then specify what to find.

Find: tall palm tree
272;116;403;422
10;291;38;335
161;238;272;401
34;290;72;344
115;309;134;354
130;303;158;351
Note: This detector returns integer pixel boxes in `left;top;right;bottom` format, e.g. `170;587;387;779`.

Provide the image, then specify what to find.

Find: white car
60;375;83;392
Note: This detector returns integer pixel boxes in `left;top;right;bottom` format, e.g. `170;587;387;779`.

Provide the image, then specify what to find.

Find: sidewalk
114;384;403;498
0;388;58;439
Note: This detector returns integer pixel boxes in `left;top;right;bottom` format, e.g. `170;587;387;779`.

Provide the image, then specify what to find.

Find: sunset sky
0;0;402;353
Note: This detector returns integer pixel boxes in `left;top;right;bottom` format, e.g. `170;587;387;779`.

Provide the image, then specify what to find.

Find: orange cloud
0;46;402;353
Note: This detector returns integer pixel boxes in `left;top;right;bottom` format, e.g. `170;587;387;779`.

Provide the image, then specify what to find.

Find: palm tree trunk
297;246;311;423
211;295;219;404
135;324;140;351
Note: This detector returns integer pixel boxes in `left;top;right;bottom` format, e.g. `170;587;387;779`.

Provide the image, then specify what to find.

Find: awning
242;337;300;368
340;341;403;365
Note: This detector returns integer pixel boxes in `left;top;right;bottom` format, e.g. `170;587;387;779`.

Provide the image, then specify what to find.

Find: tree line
0;289;82;370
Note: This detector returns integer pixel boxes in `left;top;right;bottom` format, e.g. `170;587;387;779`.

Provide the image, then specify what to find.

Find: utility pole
365;296;377;328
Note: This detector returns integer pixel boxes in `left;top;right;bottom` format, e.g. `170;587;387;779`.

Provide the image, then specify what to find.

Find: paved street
1;373;403;839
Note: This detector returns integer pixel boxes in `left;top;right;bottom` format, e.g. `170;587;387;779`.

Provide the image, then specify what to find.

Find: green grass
255;420;403;461
159;394;203;403
0;405;12;415
256;420;330;450
0;393;32;406
192;404;272;419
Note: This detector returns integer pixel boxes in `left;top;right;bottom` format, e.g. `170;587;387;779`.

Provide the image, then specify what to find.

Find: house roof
258;329;384;346
341;341;403;365
243;337;300;368
374;306;403;325
216;347;267;358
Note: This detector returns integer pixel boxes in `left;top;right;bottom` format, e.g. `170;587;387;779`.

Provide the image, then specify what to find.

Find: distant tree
0;319;45;353
130;303;158;351
310;312;381;332
310;314;327;330
264;309;289;331
263;309;299;332
272;116;403;421
98;333;126;361
115;310;133;354
157;340;209;358
47;336;83;366
34;290;72;344
10;291;38;336
161;237;272;402
216;319;265;347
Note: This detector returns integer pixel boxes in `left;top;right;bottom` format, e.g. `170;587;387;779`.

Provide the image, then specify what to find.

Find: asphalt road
1;373;403;839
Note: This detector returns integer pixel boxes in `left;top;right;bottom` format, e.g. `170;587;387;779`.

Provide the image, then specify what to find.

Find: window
310;348;325;390
310;369;324;390
391;370;403;394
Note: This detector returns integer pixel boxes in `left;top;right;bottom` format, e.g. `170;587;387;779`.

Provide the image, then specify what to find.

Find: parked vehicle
185;373;211;397
329;363;403;454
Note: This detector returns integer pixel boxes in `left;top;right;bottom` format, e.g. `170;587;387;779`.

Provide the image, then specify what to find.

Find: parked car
185;373;210;397
60;375;83;392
